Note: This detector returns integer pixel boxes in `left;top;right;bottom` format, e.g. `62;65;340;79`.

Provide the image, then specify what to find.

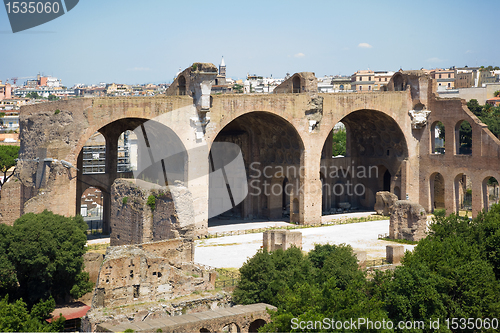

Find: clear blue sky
1;0;498;86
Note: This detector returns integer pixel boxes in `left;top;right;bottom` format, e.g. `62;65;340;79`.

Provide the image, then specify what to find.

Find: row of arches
76;108;409;231
430;120;473;155
431;172;499;213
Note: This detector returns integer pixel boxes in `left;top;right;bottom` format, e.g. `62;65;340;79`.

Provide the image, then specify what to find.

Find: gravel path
194;219;416;268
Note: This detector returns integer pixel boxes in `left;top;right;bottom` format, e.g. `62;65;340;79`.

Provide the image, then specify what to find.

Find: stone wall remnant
110;179;197;246
389;200;427;241
374;191;398;215
263;230;302;251
91;239;211;309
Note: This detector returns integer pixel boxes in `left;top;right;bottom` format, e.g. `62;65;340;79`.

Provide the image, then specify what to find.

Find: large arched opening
429;172;445;212
482;176;499;212
208;112;304;225
320;110;408;214
76;117;187;235
454;173;472;214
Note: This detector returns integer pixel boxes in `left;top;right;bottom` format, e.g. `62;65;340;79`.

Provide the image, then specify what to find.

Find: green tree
1;210;93;305
0;145;20;193
332;128;346;156
47;94;59;101
26;92;40;99
0;295;65;332
233;84;243;93
233;246;312;305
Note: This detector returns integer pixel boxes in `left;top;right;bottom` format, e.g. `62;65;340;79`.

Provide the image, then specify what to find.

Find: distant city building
0;81;12;100
331;76;353;92
431;68;455;90
455;67;480;88
351;70;394;91
244;74;284;94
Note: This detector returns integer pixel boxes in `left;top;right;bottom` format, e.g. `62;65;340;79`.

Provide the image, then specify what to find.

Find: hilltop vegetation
234;205;500;332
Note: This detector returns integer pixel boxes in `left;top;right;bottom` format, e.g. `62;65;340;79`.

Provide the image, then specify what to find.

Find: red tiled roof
47;303;90;322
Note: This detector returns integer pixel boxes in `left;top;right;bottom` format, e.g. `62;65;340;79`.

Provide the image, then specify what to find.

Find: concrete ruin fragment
262;229;302;251
389;200;427;241
374;191;399;215
110;179;197;246
386;244;405;264
90;238;214;309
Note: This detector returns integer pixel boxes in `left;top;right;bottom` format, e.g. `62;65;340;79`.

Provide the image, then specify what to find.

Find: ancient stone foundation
263;230;302;251
374;191;398;215
110;179;198;246
91;238;212;309
389;200;427;241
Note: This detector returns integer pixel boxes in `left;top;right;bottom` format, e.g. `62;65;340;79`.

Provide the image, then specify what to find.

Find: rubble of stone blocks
386;245;405;264
374;191;398;215
263;229;302;251
389;200;427;241
91;238;215;309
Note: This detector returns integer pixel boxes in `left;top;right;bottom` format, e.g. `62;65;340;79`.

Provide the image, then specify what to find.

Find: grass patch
378;237;418;245
86;242;110;254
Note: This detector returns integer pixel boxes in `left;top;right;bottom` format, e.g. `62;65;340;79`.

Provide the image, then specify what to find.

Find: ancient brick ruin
389;200;428;241
262;229;302;251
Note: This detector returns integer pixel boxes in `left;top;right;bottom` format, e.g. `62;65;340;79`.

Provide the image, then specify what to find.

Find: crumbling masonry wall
91;239;212;309
110;179;197;246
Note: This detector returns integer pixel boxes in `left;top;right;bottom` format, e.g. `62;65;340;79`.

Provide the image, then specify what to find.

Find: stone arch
178;75;187;95
394;186;401;199
208;111;304;224
429;172;445;212
455;119;472;155
454;173;472;213
320;109;408;211
292;75;301;93
248;319;267;333
79;185;106;233
430;121;445;154
220;322;240;333
389;72;408;91
482;176;499;212
76;117;187;234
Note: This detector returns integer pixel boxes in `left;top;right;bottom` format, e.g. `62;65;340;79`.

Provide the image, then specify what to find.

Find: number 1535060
5;2;60;14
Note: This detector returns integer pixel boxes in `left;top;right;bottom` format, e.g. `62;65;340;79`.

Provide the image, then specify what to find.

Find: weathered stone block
263;230;302;251
386;245;405;264
374;191;398;215
389;200;427;241
110;179;195;246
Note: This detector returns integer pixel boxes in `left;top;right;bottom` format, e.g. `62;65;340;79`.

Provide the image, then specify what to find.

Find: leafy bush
433;208;446;217
147;195;156;211
0;210;93;305
236;205;500;332
122;196;128;205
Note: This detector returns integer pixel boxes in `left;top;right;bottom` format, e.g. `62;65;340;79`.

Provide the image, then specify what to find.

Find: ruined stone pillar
472;175;483;218
101;130;120;234
300;150;322;225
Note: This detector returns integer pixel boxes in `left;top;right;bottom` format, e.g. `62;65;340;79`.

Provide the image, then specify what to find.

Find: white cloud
294;53;305;58
358;43;372;49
